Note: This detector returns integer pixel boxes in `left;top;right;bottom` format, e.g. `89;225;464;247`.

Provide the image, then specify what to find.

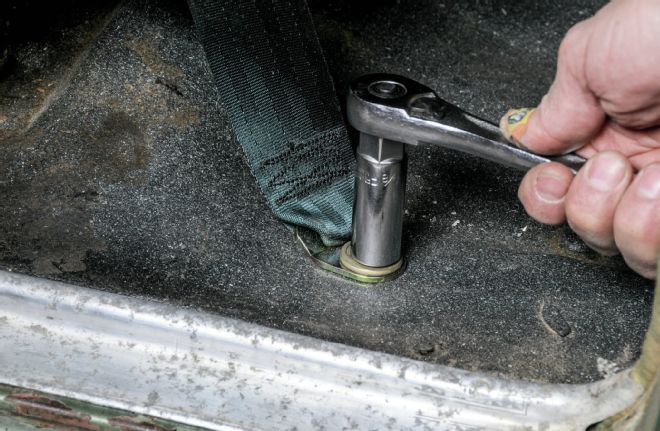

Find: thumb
500;21;606;155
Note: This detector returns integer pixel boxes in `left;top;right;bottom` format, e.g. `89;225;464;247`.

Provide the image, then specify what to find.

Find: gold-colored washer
339;242;404;278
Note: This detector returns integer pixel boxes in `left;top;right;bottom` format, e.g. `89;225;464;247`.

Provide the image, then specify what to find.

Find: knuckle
558;22;588;60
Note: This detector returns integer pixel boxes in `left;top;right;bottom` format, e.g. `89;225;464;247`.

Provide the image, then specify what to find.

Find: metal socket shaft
351;134;406;267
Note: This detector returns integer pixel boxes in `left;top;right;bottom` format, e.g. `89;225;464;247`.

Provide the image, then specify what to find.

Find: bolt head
368;80;407;99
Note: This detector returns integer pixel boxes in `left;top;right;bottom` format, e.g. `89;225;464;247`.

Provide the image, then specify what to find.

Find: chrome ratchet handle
347;73;586;173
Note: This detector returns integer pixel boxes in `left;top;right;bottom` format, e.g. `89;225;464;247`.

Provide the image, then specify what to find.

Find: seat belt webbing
186;0;355;246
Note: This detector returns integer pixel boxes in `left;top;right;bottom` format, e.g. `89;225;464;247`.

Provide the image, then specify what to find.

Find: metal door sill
0;270;643;430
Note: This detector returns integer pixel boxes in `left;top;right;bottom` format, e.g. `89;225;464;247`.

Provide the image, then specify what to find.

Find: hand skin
500;0;660;279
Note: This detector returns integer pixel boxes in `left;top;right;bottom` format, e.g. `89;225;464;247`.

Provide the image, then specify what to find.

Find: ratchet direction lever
339;73;586;277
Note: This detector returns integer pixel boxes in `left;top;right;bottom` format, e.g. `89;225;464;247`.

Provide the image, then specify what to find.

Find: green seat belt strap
186;0;355;246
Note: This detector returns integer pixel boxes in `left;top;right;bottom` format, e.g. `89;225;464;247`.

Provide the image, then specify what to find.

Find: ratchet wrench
340;73;586;275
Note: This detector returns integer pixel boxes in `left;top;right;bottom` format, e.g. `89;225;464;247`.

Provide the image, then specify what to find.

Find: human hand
499;0;660;279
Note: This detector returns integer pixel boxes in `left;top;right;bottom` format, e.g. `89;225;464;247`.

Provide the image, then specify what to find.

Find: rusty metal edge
0;383;207;431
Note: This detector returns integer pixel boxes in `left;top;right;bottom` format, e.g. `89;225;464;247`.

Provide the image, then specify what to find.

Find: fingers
614;163;660;279
518;162;574;225
500;21;606;155
519;152;633;253
565;151;633;255
519;153;659;279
